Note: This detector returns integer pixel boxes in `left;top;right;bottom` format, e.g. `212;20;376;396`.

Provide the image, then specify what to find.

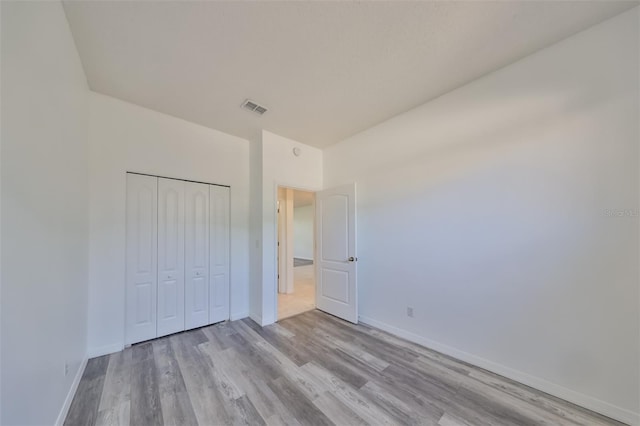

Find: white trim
249;312;262;325
230;311;249;321
262;314;276;326
359;315;639;426
87;342;124;359
271;181;320;326
55;357;87;426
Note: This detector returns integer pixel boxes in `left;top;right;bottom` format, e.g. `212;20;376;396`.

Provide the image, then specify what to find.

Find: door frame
124;171;231;345
272;182;319;322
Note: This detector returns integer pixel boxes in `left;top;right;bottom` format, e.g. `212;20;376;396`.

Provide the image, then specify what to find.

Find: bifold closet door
209;185;230;324
157;178;185;337
125;174;158;345
185;181;210;329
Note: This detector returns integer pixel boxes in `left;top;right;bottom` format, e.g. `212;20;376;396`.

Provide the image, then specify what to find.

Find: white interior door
157;178;185;337
125;173;158;344
185;181;210;329
315;183;358;323
209;185;230;324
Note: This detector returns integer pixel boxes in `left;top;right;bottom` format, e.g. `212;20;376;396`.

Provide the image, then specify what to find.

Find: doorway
277;187;316;320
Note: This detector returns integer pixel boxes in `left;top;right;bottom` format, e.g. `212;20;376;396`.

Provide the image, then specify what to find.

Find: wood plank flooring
65;310;624;426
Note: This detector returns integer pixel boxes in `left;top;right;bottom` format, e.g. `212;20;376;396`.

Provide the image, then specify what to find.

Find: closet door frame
125;172;231;344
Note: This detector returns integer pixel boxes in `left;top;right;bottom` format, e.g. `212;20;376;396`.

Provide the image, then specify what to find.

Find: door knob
348;257;357;262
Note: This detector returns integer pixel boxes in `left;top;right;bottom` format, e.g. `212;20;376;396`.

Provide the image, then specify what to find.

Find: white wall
1;2;90;424
324;8;639;424
249;138;264;323
87;92;250;356
255;130;322;325
293;205;314;260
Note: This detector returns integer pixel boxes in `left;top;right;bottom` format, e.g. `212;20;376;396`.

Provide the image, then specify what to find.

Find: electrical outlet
407;307;414;318
64;362;69;376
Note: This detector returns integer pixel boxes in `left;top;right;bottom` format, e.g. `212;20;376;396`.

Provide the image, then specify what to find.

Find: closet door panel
157;178;185;337
185;181;210;329
209;185;230;323
125;174;158;345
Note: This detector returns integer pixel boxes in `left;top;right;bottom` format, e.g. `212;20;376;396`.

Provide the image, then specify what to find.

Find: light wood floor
278;264;315;320
65;310;623;426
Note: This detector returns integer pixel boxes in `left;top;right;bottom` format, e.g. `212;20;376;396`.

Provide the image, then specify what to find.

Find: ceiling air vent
241;99;268;115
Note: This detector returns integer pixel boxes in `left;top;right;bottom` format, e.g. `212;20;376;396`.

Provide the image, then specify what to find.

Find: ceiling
293;190;314;209
277;187;314;207
63;1;637;148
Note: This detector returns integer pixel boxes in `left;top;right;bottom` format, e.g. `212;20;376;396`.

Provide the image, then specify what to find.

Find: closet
125;173;230;345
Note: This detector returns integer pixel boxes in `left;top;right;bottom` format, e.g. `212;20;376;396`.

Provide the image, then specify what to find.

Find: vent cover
241;99;268;115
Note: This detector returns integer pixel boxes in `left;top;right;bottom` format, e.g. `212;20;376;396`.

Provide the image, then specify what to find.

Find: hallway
278;263;315;320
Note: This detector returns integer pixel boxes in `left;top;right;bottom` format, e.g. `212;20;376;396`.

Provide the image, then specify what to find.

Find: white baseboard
359;315;639;426
261;315;276;326
87;342;124;359
55;357;87;426
231;311;249;321
249;312;262;325
247;312;275;327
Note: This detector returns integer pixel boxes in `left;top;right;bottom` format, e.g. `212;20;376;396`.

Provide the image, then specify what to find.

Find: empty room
1;1;639;425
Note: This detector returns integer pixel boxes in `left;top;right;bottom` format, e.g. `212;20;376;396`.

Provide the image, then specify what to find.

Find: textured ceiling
63;1;637;148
